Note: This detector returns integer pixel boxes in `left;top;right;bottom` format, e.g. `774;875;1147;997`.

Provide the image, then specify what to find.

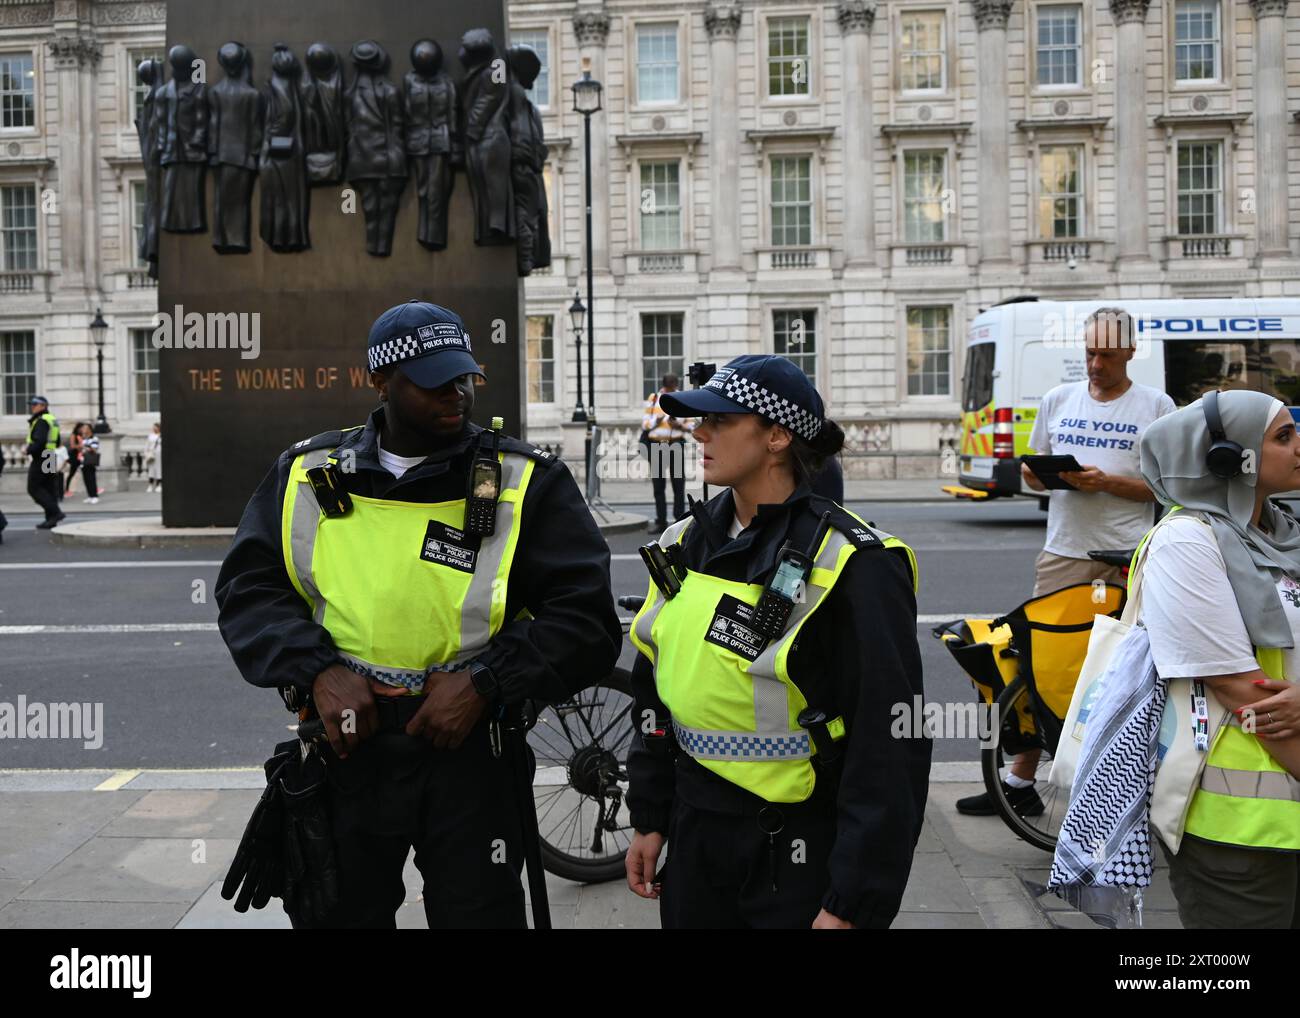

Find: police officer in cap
216;300;621;928
26;395;65;530
625;355;931;928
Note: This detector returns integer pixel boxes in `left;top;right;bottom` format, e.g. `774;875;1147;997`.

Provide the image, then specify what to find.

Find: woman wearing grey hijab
1138;388;1300;929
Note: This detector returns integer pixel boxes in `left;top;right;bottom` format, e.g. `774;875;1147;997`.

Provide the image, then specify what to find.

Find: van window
1164;339;1300;405
962;342;994;411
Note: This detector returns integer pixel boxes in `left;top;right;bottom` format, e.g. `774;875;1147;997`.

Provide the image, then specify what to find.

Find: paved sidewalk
0;768;1180;929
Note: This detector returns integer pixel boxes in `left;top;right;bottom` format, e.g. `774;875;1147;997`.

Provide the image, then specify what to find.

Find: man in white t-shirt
958;305;1175;817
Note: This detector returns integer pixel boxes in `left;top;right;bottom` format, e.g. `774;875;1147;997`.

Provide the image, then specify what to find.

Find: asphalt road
0;497;1047;769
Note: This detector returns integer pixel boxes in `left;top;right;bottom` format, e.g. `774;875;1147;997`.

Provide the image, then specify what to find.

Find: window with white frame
641;313;684;400
1038;145;1084;238
131;328;160;413
509;30;550;108
1036;5;1082;87
773;309;817;382
636;24;679;104
0;53;35;129
1177;140;1222;235
130;180;147;267
525;315;555;404
767;16;811;97
639;160;681;249
902;150;947;243
1;184;37;270
1;330;36;415
1174;0;1221;82
899;12;946;92
770;155;812;247
906;306;952;396
129;48;165;122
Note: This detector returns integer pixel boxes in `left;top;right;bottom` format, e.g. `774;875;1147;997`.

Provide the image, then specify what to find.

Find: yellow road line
93;769;142;791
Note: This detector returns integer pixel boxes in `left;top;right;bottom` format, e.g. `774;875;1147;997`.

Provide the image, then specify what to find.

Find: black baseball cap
366;300;484;390
658;355;824;442
29;394;49;407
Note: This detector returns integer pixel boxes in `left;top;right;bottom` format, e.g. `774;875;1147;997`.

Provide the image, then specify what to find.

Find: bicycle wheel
529;666;635;883
980;675;1067;853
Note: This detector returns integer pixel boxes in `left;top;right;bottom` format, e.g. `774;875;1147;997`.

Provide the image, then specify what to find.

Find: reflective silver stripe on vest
630;516;692;655
290;448;333;625
1200;765;1300;803
672;719;811;760
458;453;529;658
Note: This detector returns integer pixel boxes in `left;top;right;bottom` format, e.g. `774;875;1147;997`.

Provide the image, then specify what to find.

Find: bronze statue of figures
208;42;264;254
402;39;459;252
459;28;514;246
134;57;164;276
347;40;406;257
301;43;346;185
506;44;550;276
155;44;209;234
260;44;311;252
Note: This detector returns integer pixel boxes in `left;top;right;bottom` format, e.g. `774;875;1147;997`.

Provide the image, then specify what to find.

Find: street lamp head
571;60;603;116
569;292;587;333
90;307;108;349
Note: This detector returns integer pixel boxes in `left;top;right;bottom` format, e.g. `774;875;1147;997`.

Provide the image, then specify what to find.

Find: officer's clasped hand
405;668;486;750
311;664;379;759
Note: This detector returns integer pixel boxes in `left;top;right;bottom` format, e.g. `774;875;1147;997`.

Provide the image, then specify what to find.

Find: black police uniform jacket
215;407;621;705
626;484;932;928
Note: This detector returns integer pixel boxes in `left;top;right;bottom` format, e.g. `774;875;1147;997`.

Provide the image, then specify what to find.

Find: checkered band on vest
709;372;822;441
672;720;811;759
367;334;424;372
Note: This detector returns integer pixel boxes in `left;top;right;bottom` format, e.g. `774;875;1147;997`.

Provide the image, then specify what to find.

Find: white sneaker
86;497;99;504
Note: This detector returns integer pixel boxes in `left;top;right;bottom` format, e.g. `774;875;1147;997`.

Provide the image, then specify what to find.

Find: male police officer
215;300;621;928
26;396;64;529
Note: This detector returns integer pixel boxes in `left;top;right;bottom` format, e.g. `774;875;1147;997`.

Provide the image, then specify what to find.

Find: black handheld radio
465;416;504;537
751;511;833;640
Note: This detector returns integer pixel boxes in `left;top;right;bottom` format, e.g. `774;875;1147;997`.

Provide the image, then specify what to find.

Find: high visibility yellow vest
280;435;535;692
1132;508;1300;850
630;507;917;804
27;412;59;450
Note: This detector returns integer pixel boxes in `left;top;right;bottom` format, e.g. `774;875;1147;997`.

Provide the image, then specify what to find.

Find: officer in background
625;355;931;928
215;300;621;928
26;396;64;530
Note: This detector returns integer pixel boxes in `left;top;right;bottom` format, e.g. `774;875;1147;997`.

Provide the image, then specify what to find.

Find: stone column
574;7;611;271
1251;0;1291;256
837;1;877;266
973;0;1013;263
705;2;743;269
1110;0;1152;262
48;30;102;294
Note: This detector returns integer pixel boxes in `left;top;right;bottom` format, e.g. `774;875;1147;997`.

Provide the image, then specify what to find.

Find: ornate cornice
836;0;876;34
1249;0;1289;17
573;9;611;47
704;2;743;39
971;0;1013;30
0;3;53;27
1109;0;1152;24
94;1;166;25
48;32;102;68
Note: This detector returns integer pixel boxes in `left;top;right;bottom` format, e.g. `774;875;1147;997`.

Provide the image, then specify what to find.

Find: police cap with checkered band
658;354;824;442
366;300;485;390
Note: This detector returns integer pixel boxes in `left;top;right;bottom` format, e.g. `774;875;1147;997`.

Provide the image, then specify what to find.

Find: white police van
949;296;1300;501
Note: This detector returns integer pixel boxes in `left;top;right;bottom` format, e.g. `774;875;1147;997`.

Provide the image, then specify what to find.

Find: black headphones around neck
1203;389;1246;480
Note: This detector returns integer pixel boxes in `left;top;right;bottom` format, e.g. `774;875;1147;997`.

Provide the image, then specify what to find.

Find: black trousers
649;440;686;525
81;464;98;498
303;716;531;929
659;796;837;929
27;460;60;521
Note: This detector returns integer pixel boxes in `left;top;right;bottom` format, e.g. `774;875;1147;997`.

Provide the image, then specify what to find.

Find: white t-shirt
727;515;744;539
376;438;427;479
1028;380;1176;558
1139;515;1300;679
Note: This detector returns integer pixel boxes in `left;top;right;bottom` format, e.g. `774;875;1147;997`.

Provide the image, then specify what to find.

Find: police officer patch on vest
419;520;482;573
704;594;770;661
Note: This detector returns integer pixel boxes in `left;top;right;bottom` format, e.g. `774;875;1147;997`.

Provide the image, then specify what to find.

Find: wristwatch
468;661;501;699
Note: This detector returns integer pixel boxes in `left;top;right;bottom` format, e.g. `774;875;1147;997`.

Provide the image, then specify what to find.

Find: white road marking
0;560;222;569
0;623;219;634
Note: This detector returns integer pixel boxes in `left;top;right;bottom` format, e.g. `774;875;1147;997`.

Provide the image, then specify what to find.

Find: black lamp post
90;308;111;434
569;292;587;423
571;59;603;422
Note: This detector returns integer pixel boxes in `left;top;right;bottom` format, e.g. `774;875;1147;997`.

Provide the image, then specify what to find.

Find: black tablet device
1021;454;1085;490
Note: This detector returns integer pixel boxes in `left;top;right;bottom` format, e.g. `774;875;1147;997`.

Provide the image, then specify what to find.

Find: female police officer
625;355;931;929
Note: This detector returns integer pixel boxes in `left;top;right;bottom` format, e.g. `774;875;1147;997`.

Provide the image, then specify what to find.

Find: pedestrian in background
79;424;102;504
642;372;692;533
145;422;163;493
64;421;85;497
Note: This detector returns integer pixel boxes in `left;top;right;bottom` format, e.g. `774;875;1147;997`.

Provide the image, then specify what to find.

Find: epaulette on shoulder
498;434;558;466
808;495;884;550
286;425;362;458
